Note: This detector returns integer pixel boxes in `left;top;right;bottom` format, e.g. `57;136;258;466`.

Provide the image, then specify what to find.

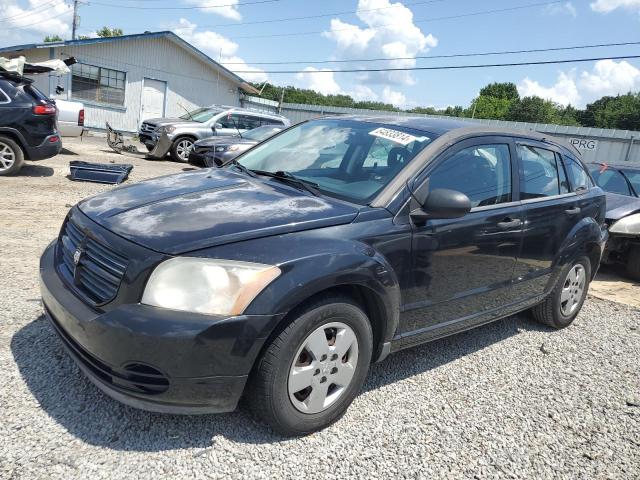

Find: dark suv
0;71;61;175
40;117;607;435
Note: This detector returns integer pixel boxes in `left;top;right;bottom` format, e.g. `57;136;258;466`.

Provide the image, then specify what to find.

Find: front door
140;78;166;122
400;138;523;342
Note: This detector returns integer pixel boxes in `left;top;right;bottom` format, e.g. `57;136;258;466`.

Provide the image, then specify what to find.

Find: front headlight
158;126;176;134
609;213;640;235
215;146;227;152
227;145;240;151
141;258;281;315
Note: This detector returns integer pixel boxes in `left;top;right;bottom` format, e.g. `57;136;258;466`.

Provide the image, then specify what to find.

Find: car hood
194;136;255;147
142;118;201;128
78;169;359;255
605;192;640;221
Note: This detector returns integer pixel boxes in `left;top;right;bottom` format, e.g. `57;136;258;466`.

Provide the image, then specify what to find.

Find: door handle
565;207;581;216
497;218;522;229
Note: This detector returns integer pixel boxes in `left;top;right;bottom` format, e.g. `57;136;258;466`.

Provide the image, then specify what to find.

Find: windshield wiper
252;170;321;196
218;158;256;177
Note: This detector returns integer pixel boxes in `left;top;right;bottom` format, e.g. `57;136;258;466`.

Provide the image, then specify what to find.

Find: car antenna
177;102;194;121
229;113;243;138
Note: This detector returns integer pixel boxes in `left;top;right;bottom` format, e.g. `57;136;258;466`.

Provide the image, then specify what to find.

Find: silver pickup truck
138;105;290;162
55;99;84;137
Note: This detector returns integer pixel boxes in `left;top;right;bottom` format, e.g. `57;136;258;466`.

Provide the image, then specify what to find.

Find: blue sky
2;0;640;108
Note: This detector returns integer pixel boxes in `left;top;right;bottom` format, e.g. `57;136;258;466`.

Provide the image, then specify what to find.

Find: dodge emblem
73;248;82;266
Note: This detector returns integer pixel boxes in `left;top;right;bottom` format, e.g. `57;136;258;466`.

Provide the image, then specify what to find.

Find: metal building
0;31;258;132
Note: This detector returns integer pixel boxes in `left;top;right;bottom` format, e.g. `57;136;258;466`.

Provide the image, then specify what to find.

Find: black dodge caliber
40;116;607;435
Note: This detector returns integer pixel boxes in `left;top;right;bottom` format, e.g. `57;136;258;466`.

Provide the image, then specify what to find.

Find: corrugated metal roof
0;31;258;93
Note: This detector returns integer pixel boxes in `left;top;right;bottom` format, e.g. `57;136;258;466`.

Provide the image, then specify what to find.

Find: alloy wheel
175;139;194;161
288;322;359;414
0;141;16;172
560;264;585;316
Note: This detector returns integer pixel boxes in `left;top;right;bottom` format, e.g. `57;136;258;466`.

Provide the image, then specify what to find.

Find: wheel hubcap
176;140;193;160
288;322;359;414
0;141;16;171
560;264;585;316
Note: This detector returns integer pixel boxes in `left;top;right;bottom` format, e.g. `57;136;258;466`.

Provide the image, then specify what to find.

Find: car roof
330;114;579;156
210;104;288;120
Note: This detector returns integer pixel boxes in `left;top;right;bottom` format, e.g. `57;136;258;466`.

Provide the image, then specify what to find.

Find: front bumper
39;240;280;414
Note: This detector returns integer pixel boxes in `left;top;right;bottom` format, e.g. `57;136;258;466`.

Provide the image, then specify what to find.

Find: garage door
140;78;166;121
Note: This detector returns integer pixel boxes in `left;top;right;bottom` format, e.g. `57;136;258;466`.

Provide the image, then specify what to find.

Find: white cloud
183;0;241;21
517;60;640;106
545;2;577;16
590;0;640;13
0;0;73;42
171;18;267;82
382;86;406;107
350;85;378;101
295;67;343;95
518;71;581;106
323;0;437;87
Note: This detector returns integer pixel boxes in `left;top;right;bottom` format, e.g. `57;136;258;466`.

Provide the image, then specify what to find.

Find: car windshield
237;119;435;204
243;126;282;142
621;169;640;194
179;107;223;123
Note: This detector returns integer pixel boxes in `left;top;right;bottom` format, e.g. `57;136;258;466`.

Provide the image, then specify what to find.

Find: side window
563;155;591;192
428;144;512;208
261;117;284;126
518;145;567;199
588;166;631;196
240;115;261;130
218;113;242;129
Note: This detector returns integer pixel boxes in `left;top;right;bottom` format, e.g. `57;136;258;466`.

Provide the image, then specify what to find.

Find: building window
71;63;125;106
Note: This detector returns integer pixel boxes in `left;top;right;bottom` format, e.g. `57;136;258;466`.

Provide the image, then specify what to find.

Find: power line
231;55;640;74
221;40;640;65
89;0;284;10
0;0;67;24
2;8;72;31
226;0;567;40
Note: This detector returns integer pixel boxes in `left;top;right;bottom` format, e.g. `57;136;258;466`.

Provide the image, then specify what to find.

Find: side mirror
213;123;223;131
410;188;471;221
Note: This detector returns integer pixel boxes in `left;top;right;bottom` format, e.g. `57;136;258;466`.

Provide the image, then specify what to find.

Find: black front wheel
247;296;373;436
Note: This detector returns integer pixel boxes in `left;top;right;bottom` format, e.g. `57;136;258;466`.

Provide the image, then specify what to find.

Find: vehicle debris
69;160;133;184
106;122;171;159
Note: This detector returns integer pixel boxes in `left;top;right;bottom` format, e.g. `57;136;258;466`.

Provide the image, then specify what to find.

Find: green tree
43;35;63;42
506;96;562;123
96;27;123;38
479;82;520;101
580;94;640;130
468;95;512;120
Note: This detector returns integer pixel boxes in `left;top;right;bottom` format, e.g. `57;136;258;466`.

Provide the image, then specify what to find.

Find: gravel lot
1;136;639;479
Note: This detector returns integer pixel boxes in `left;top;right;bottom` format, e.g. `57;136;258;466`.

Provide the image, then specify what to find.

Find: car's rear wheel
626;245;640;281
170;137;195;162
531;257;591;329
247;296;373;436
0;136;24;176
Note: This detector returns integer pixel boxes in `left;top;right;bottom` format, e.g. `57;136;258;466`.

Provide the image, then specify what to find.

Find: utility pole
71;0;79;40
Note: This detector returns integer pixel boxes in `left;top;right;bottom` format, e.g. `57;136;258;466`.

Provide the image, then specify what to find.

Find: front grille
47;309;169;395
140;122;156;134
193;145;209;154
58;220;128;304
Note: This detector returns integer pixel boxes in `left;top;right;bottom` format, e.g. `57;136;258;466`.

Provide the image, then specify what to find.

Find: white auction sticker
368;127;417;146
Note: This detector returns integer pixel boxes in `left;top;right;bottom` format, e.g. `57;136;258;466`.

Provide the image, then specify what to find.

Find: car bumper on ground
39;241;281;414
25;134;62;160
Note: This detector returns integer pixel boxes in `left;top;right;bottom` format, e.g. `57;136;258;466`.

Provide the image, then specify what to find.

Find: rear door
401;136;523;339
510;141;578;301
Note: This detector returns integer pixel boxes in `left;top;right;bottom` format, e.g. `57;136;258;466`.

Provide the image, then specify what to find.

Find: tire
626;245;640;281
170;137;195;163
531;256;591;329
0;135;25;176
247;296;373;436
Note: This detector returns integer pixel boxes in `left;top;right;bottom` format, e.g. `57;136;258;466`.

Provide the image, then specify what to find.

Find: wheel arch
555;216;604;280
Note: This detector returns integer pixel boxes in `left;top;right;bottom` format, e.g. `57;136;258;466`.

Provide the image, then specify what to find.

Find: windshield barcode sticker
369;127;417;146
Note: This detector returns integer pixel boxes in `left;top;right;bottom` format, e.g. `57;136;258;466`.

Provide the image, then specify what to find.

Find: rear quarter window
0;87;9;104
563;155;592;192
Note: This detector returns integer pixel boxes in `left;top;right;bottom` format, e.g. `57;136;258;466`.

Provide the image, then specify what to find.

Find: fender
0;126;27;148
244;240;401;352
550;216;604;288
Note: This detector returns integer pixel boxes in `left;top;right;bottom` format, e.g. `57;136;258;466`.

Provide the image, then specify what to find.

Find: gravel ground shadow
16;164;55;177
11;312;549;451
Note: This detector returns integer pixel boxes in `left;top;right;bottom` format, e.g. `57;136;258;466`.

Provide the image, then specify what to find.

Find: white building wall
13;36;241;132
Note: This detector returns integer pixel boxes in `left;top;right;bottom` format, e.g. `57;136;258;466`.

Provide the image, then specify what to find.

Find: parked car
587;162;640;279
55;99;84;137
0;70;61;176
189;125;283;167
40;117;607;435
138;105;290;162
